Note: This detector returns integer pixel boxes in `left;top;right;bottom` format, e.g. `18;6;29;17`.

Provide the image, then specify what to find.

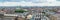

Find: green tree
15;9;28;13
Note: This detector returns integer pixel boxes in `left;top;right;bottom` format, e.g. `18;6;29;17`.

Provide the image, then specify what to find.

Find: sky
0;0;60;6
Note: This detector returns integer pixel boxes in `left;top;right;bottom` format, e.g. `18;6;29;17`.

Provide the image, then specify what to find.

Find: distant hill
0;6;60;8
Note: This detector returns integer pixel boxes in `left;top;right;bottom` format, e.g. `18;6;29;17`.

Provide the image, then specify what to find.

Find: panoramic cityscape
0;0;60;20
0;6;59;20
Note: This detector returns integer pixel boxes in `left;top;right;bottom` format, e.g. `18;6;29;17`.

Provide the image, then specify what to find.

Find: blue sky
0;0;60;6
0;0;23;2
0;0;37;2
0;0;5;2
0;0;41;3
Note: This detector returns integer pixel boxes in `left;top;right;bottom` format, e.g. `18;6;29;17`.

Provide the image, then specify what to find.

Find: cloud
0;0;59;6
2;1;40;6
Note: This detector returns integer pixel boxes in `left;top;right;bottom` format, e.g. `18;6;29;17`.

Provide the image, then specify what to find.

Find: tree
15;9;28;13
